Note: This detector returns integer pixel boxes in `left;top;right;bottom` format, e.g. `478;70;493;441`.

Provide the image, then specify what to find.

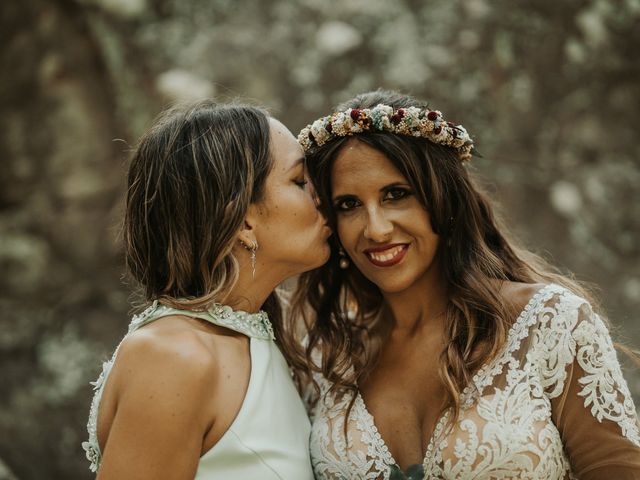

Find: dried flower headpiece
298;104;474;162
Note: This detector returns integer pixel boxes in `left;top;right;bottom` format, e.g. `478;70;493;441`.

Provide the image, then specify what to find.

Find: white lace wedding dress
308;284;640;479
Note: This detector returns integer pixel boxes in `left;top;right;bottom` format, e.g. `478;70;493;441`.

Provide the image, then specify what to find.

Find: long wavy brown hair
123;100;284;333
288;90;597;426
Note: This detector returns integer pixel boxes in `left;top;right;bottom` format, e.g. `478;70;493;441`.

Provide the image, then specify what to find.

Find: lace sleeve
543;293;640;478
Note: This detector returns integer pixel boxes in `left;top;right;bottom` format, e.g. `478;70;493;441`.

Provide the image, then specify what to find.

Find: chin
373;282;408;295
320;243;331;263
311;244;331;269
297;244;330;273
362;272;415;295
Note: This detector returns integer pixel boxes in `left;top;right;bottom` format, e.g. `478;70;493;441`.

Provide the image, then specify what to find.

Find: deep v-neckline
355;284;559;473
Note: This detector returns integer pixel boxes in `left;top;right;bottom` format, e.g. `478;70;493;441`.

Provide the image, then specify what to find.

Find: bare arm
96;329;218;480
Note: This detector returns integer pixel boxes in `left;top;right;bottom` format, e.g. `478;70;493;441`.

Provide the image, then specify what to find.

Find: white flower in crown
404;106;422;127
310;118;331;146
298;128;313;150
331;111;356;136
455;124;470;141
370;104;393;130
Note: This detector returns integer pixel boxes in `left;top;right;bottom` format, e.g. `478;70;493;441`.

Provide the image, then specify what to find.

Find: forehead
331;140;406;193
269;118;304;172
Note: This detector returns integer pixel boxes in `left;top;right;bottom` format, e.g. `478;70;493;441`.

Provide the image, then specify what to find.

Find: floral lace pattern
309;284;640;479
310;380;397;480
82;302;274;472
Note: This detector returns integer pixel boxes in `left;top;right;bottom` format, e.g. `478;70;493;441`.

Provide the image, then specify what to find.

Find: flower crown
298;104;474;162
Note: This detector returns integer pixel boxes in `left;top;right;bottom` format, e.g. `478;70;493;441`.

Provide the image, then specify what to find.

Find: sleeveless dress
307;284;640;479
82;301;314;479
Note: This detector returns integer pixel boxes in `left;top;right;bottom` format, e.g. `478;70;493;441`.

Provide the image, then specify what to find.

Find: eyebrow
286;157;305;172
332;181;410;201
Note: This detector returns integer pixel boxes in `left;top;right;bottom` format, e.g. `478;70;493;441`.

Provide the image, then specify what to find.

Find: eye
383;186;411;201
294;178;308;189
334;197;360;212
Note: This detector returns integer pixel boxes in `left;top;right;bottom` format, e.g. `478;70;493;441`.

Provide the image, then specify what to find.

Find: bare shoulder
112;316;221;401
499;281;548;314
95;316;229;478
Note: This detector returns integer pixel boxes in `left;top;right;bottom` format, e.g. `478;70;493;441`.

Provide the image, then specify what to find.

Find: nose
363;207;393;242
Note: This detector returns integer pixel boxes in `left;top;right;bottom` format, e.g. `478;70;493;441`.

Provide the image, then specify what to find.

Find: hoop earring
338;247;350;269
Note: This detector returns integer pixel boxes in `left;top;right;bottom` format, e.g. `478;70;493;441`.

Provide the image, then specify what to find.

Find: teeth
368;245;404;262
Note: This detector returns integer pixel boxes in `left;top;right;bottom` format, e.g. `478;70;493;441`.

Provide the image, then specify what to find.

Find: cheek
337;217;359;250
299;190;322;222
274;187;318;228
412;214;439;250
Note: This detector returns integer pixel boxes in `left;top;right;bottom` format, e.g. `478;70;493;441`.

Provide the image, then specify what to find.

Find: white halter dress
83;301;314;479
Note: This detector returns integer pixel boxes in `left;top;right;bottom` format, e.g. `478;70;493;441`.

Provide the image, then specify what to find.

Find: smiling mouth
364;244;408;267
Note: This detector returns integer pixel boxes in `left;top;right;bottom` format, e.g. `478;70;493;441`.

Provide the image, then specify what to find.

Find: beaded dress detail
307;284;640;479
82;301;283;473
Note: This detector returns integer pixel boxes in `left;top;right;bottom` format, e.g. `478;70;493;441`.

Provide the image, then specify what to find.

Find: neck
224;253;284;313
382;264;449;336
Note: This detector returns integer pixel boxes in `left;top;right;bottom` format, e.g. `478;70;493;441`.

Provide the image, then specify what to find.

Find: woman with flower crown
82;100;330;478
288;90;640;479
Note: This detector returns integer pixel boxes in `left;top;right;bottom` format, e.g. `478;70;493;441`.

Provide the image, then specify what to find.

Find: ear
236;203;259;249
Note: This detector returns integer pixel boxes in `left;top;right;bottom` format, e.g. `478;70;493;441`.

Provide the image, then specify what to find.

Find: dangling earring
250;241;257;278
338;247;350;269
241;240;258;278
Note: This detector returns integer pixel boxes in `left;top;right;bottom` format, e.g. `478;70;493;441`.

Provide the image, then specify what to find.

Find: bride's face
251;118;331;278
331;140;440;295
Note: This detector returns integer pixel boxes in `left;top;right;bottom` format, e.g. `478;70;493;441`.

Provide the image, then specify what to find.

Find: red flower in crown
351;108;373;129
391;108;406;125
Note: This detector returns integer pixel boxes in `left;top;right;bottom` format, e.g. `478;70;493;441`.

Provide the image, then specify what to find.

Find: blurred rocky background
1;0;639;478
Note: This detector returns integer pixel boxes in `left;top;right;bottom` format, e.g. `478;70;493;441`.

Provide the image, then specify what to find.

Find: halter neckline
128;300;275;340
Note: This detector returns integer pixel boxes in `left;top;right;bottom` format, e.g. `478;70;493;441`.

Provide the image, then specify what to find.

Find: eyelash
384;187;410;201
295;179;308;188
335;198;359;211
334;187;412;211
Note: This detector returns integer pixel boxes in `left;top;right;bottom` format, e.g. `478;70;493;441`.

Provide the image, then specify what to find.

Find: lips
364;243;408;267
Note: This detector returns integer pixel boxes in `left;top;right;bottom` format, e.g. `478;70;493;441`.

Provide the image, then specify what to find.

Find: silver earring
250;241;258;278
242;240;258;278
338;247;350;269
